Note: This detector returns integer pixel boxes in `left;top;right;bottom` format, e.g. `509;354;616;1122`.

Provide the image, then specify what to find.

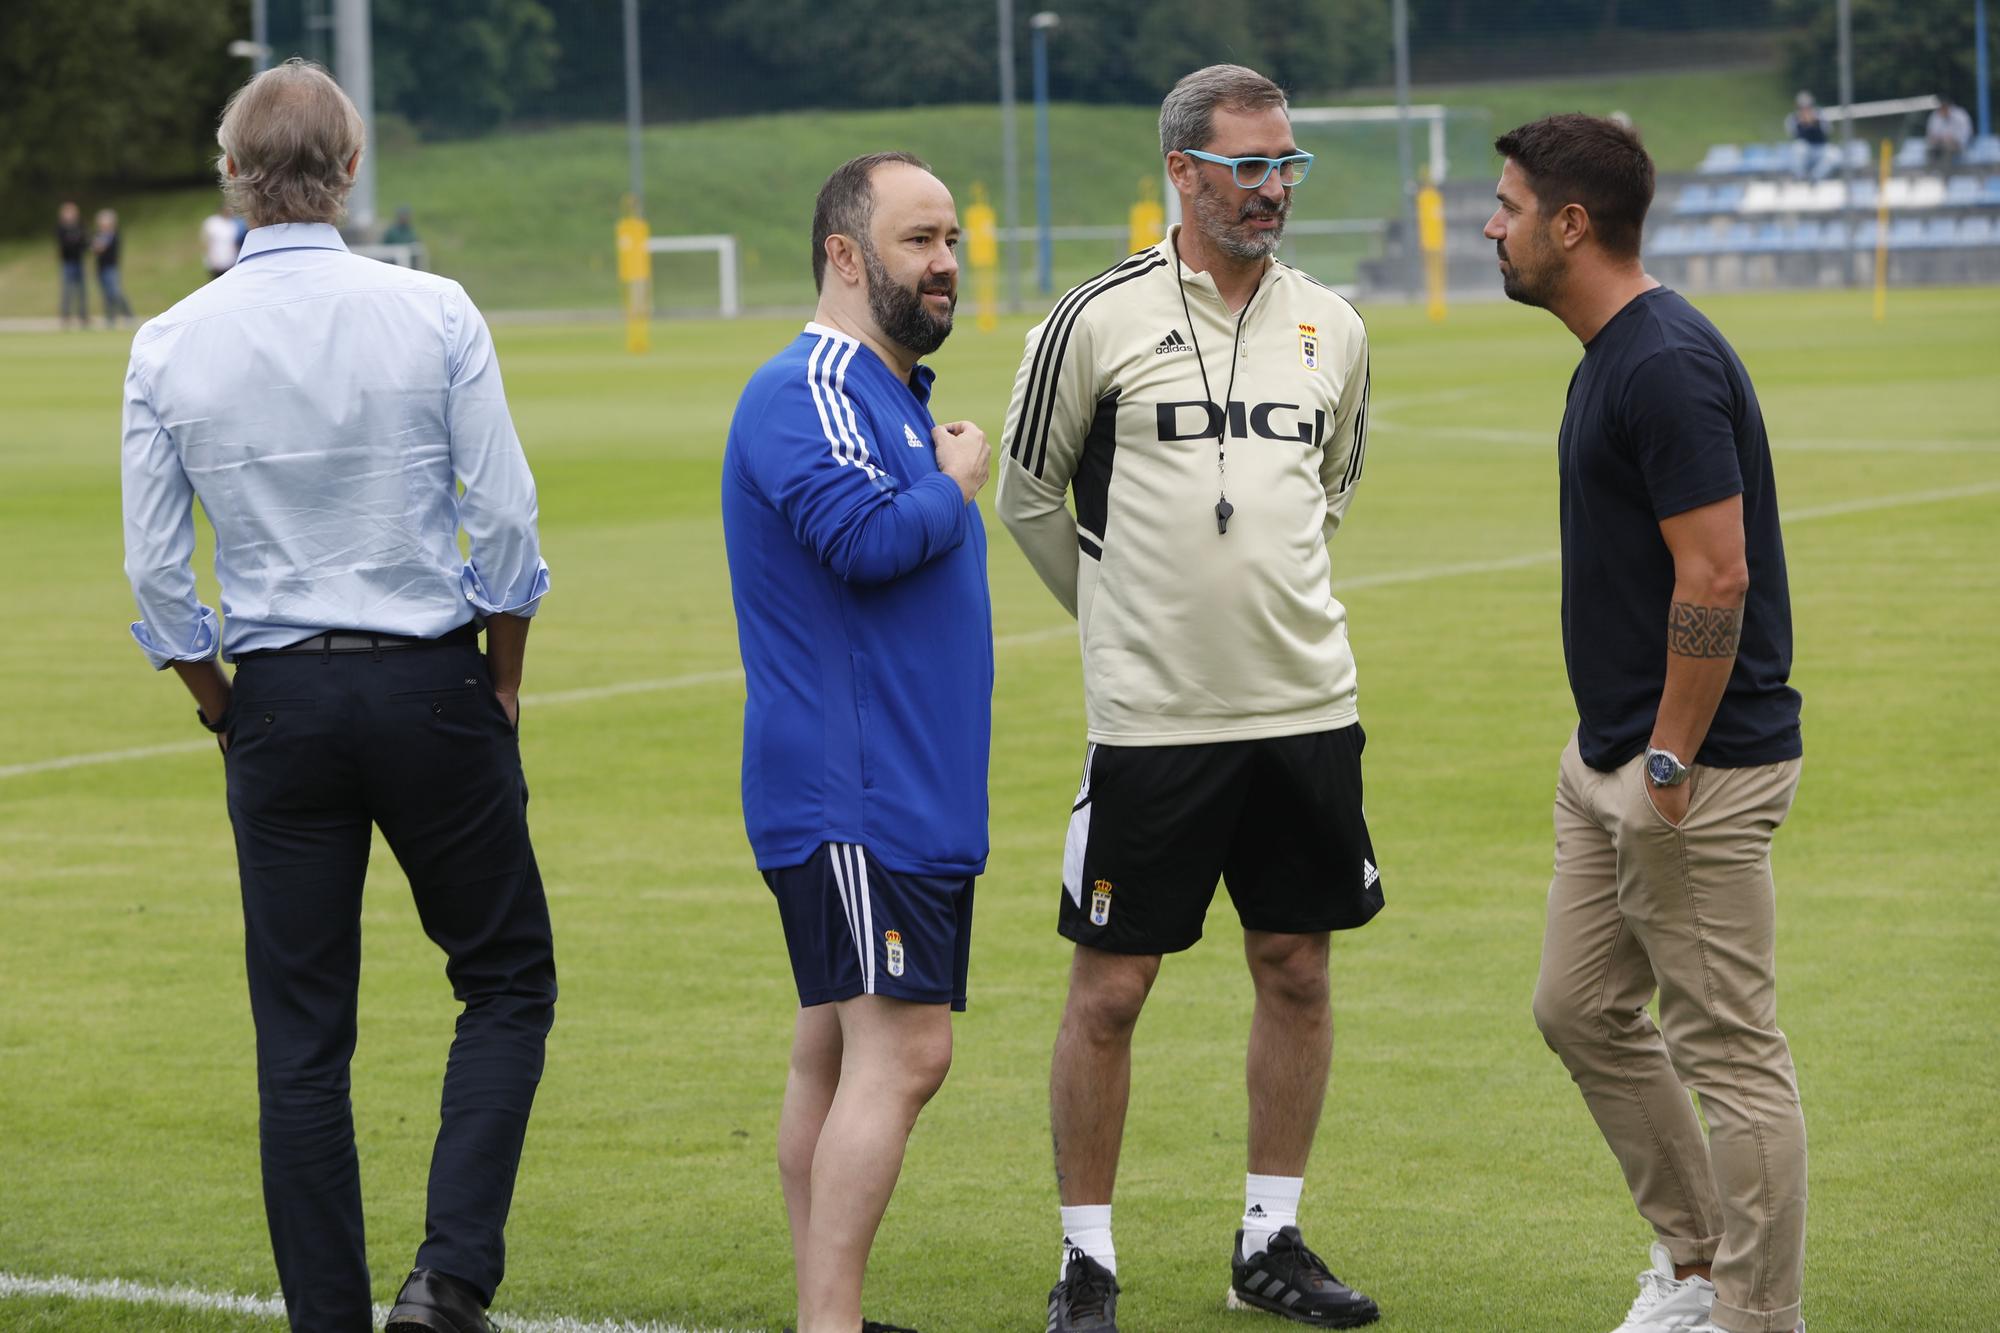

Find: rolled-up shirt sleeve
445;286;550;617
121;351;219;669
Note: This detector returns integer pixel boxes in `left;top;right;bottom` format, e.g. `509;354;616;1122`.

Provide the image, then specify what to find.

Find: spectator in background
56;201;89;329
383;204;419;245
381;205;426;269
94;209;135;326
1785;92;1837;181
1926;95;1973;167
200;201;241;279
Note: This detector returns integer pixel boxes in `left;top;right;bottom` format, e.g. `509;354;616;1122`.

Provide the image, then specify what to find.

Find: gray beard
1194;179;1286;261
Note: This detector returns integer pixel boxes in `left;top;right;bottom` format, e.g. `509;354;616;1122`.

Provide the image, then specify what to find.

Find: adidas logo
903;422;925;448
1362;859;1380;889
1246;1204;1267;1218
1154;329;1194;354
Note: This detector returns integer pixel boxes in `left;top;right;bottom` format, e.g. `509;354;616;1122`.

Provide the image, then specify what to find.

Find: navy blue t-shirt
1558;287;1802;771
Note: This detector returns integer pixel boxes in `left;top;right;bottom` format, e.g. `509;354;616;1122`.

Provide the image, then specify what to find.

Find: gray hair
216;58;365;227
1159;64;1289;157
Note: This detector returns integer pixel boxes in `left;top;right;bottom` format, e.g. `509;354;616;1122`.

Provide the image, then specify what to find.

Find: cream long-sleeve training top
997;231;1371;747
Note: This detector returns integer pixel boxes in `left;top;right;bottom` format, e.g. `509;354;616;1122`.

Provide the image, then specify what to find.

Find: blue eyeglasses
1180;149;1315;189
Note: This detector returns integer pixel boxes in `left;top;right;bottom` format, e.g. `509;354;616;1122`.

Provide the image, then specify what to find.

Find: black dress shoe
386;1268;493;1333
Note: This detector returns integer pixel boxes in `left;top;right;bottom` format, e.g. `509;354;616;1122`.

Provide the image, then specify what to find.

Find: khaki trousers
1534;735;1806;1333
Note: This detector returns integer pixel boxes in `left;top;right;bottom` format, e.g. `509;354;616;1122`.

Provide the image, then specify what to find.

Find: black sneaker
1227;1227;1378;1328
862;1322;920;1332
1048;1247;1120;1331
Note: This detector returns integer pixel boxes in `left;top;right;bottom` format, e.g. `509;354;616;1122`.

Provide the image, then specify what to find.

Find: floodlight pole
1391;0;1421;300
1978;0;1992;140
623;0;644;216
1836;0;1856;286
334;0;376;232
1031;12;1060;297
999;0;1022;310
252;0;269;73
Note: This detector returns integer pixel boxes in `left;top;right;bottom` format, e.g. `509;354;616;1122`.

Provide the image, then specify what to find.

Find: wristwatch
1645;746;1690;788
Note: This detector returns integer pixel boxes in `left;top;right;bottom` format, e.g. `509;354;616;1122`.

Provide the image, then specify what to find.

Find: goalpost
646;233;742;318
1290;104;1453;184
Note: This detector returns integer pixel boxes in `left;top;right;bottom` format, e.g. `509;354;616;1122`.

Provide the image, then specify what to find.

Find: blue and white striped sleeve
744;354;967;586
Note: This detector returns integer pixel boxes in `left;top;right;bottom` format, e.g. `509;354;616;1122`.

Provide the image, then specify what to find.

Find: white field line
0;1271;741;1333
1786;479;2000;520
1373;421;2000;454
4;478;1993;786
0;738;215;780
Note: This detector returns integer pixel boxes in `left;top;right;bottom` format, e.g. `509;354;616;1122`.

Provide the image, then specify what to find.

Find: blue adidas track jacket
722;322;993;877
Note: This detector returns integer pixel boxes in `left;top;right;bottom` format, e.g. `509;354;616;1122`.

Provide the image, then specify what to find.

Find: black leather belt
244;623;480;658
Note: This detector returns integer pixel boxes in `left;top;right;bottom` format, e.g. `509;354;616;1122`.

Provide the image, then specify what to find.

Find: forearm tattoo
1668;601;1743;658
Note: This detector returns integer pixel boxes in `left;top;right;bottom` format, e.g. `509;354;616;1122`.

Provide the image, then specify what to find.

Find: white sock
1241;1173;1303;1260
1060;1203;1116;1279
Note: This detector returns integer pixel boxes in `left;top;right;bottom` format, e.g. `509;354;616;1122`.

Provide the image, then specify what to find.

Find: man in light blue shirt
120;59;554;1333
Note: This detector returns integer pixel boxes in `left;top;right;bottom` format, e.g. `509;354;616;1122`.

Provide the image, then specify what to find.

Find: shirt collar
236;222;350;262
802;320;939;401
1161;226;1282;305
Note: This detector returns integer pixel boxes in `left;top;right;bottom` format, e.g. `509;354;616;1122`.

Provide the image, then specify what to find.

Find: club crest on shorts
883;929;905;977
1090;879;1113;927
1298;322;1319;370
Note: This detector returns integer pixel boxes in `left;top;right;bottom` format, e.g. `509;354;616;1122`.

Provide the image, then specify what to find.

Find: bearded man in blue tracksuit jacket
720;152;992;1333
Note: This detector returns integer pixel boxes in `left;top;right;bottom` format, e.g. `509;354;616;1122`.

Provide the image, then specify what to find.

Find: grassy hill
0;66;1792;319
5;288;1998;1331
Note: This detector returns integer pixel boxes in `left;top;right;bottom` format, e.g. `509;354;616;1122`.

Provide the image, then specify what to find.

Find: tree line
2;0;1988;234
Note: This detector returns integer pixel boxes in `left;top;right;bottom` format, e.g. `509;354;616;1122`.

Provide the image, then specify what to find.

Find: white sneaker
1686;1322;1805;1333
1609;1242;1716;1333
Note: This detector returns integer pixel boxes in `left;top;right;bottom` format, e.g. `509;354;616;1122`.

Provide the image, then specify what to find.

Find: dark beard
1497;244;1557;309
864;244;955;357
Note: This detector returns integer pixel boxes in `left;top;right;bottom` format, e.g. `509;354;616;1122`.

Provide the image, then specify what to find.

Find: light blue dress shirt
121;222;549;668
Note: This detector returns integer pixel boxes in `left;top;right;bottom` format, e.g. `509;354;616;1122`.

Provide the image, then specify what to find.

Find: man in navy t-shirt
1486;115;1808;1333
721;152;991;1333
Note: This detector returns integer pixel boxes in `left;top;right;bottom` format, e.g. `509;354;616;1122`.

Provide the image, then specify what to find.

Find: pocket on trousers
222;698;316;776
230;697;316;737
389;682;479;710
389;680;513;737
1632;757;1703;832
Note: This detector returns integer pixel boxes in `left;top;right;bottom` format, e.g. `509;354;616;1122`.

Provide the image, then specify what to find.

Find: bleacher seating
1644;213;2000;256
1701;137;2000;175
1358;133;2000;297
1698;140;1870;174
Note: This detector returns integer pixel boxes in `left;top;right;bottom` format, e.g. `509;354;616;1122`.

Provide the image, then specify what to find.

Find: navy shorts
763;842;974;1011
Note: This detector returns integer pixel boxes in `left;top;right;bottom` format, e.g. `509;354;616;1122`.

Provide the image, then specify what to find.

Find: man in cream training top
999;64;1382;1333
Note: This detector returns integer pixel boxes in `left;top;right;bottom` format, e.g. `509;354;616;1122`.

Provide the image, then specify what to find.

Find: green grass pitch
1;286;1996;1332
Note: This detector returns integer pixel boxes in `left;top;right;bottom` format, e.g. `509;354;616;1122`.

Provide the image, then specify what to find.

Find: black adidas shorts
1056;724;1383;954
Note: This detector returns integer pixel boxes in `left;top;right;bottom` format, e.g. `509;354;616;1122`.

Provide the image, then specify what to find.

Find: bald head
216;58;365;228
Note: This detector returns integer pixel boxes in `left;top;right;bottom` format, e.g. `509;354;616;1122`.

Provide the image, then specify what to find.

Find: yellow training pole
966;183;1000;332
1872;138;1892;322
616;197;651;354
1128;176;1166;254
1417;177;1448;323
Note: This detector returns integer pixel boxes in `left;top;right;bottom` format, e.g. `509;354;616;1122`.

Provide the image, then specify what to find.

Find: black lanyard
1175;256;1260;535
